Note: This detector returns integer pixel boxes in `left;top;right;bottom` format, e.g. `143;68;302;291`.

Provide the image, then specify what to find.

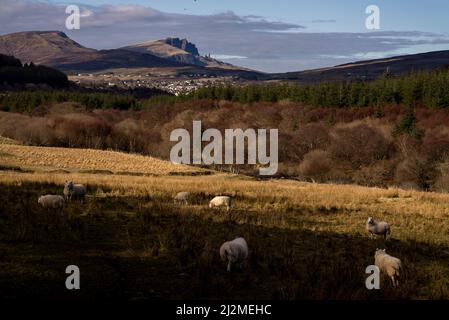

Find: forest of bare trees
1;99;449;191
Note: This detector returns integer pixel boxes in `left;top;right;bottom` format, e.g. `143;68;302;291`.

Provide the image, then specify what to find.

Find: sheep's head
37;196;42;204
219;242;229;261
367;217;375;225
65;180;74;190
375;248;386;257
209;201;213;208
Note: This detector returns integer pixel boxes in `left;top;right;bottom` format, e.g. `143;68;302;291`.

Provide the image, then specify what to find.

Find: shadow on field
0;182;448;300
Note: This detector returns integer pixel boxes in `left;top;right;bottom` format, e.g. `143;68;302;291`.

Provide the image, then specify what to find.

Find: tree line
0;90;142;112
186;68;449;108
2;67;449;111
0;54;69;88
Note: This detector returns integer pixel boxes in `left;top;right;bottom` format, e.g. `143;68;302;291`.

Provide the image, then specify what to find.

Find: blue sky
47;0;449;33
2;0;449;72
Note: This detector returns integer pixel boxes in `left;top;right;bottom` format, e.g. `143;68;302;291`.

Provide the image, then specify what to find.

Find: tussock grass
0;143;203;175
0;171;448;300
0;144;448;300
0;136;21;145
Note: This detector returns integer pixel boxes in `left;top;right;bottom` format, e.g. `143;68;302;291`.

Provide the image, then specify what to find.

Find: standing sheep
64;180;87;203
174;192;190;205
38;195;65;210
366;217;391;240
374;249;403;286
209;196;231;211
219;237;248;272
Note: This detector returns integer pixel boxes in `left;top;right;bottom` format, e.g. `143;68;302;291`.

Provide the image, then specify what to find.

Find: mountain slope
269;50;449;82
122;37;251;71
0;31;97;66
0;31;186;72
0;31;259;77
122;39;202;65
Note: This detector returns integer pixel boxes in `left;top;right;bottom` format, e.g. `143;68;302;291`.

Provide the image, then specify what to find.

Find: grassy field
0;142;448;300
0;143;205;175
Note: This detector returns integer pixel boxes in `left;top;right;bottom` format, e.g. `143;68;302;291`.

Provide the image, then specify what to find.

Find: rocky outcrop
163;38;200;56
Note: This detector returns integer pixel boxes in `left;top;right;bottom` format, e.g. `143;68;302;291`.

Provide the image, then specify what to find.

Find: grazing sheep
64;180;87;203
38;195;65;210
209;196;231;211
366;217;391;239
174;192;190;205
374;249;403;287
220;237;248;272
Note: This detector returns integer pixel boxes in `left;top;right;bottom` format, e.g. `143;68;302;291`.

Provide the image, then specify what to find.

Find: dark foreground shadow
0;181;448;300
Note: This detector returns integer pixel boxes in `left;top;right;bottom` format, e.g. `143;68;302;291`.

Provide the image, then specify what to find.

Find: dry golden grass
1;142;449;247
0;136;21;145
1;171;448;244
0;143;202;175
2;171;448;217
1;143;449;299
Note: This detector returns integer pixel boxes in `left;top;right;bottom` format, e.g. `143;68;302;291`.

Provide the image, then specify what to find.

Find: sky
1;0;449;72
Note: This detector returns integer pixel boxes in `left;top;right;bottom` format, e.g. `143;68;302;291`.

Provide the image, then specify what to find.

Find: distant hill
0;31;184;72
122;37;251;71
6;30;446;82
268;50;449;82
0;31;260;78
0;31;96;66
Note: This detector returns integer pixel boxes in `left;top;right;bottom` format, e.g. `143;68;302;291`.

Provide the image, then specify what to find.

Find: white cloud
211;54;248;60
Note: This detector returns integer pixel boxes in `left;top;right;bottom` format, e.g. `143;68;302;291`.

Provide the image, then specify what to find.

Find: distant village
70;73;242;95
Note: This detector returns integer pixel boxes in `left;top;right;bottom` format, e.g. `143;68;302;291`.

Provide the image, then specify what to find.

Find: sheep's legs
391;277;399;287
227;260;232;272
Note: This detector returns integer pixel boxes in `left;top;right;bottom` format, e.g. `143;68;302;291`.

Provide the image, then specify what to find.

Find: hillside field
0;142;204;176
0;142;448;300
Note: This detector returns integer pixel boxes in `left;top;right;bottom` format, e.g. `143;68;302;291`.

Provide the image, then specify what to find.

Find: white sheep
64;180;87;203
374;249;403;286
209;196;231;211
174;192;190;205
219;237;248;272
38;195;65;210
366;217;391;239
